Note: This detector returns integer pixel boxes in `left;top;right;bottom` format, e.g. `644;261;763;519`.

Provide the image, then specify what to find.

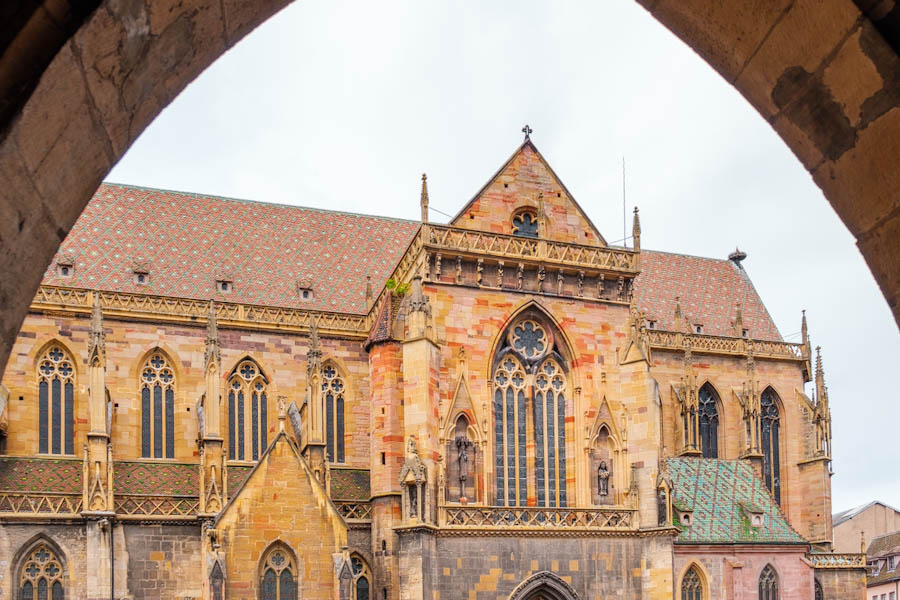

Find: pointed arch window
210;563;225;600
681;565;703;600
760;388;781;504
37;345;75;455
698;383;719;459
322;363;345;463
758;565;778;600
492;316;569;508
351;555;371;600
814;579;823;600
260;545;297;600
228;360;269;461
140;352;175;459
19;543;65;600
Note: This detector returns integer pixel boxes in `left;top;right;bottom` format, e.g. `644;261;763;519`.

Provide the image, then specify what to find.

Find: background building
835;502;900;554
0;139;867;599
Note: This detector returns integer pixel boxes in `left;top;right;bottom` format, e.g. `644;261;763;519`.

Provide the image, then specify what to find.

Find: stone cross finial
522;124;532;141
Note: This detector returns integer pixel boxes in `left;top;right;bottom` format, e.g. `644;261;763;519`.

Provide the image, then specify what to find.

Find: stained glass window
227;359;269;461
19;543;65;600
512;211;539;238
260;546;296;600
322;363;346;463
351;556;371;600
37;345;75;455
681;565;702;600
698;384;719;459
210;563;224;600
759;565;778;600
760;388;781;504
492;316;568;508
140;352;176;458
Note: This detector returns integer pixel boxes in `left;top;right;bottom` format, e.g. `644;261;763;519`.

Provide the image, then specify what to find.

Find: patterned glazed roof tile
46;183;421;314
329;468;371;501
113;461;198;495
666;458;806;544
47;184;780;339
634;250;782;341
0;457;82;494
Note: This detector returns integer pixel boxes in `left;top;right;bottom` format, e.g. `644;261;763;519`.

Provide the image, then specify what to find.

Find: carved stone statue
597;460;610;496
455;435;472;496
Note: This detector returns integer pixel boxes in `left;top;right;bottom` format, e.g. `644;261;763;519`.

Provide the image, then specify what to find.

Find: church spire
420;173;429;223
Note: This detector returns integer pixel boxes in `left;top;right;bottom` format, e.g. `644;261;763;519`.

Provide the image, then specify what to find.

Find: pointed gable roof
450;140;607;246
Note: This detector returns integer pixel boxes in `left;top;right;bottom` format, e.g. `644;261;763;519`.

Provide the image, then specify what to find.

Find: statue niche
446;415;479;503
591;426;617;505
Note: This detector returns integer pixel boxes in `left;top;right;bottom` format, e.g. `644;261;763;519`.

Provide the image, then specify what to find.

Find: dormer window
742;328;749;338
694;325;703;334
648;320;657;330
512;210;538;238
56;259;74;278
297;277;315;301
299;287;313;301
217;279;233;294
135;271;149;285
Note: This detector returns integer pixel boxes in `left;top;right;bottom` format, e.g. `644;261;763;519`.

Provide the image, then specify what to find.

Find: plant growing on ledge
385;278;410;297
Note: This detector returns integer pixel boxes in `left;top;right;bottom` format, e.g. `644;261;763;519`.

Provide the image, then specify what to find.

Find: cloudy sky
108;0;899;513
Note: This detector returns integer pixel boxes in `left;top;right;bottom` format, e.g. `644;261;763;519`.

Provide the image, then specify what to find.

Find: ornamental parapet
806;552;867;569
31;286;369;339
114;494;200;520
334;501;373;522
440;505;637;531
0;492;83;517
423;224;639;274
646;329;807;362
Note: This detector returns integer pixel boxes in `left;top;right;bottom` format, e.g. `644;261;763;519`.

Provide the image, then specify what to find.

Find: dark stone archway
1;0;899;373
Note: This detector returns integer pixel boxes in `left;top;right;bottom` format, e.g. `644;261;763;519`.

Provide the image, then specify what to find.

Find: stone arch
258;540;299;600
1;0;900;383
676;560;710;600
488;299;577;375
30;338;82;381
14;534;70;599
131;344;185;386
508;571;579;600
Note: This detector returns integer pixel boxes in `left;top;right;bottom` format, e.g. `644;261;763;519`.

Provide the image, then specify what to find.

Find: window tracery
37;344;75;455
351;555;371;600
512;211;539;238
758;564;778;600
698;383;719;459
322;363;345;463
814;579;823;600
140;352;175;459
210;562;225;600
19;543;65;600
681;565;703;600
260;545;297;600
760;388;781;504
492;315;568;508
228;359;269;461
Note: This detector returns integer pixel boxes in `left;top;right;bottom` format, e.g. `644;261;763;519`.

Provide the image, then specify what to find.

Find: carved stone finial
522;124;533;141
307;321;322;377
674;296;683;332
632;206;641;251
365;276;373;307
801;309;809;346
88;294;105;367
204;300;220;369
732;302;744;336
277;395;287;431
420;173;429;223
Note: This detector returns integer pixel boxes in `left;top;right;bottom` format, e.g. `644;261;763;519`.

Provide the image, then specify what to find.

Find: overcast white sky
108;0;899;514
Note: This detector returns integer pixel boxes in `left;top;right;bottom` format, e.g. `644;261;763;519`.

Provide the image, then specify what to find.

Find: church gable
215;431;347;599
450;140;606;246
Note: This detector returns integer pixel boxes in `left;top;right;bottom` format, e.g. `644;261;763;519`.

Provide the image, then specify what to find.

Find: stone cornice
647;329;807;363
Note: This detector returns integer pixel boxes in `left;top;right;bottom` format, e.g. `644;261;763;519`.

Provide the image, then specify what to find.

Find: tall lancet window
758;564;778;600
697;383;719;459
140;352;176;459
760;388;782;504
227;359;269;461
322;362;345;463
492;315;569;507
37;344;75;455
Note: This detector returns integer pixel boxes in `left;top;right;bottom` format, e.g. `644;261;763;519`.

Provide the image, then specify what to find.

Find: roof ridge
100;181;419;224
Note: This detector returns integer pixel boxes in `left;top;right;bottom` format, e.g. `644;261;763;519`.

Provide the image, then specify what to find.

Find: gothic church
0;135;866;599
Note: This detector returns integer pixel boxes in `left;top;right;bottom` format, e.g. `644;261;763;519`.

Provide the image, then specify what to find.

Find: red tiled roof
633;250;782;341
46;184;781;340
46;183;421;314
